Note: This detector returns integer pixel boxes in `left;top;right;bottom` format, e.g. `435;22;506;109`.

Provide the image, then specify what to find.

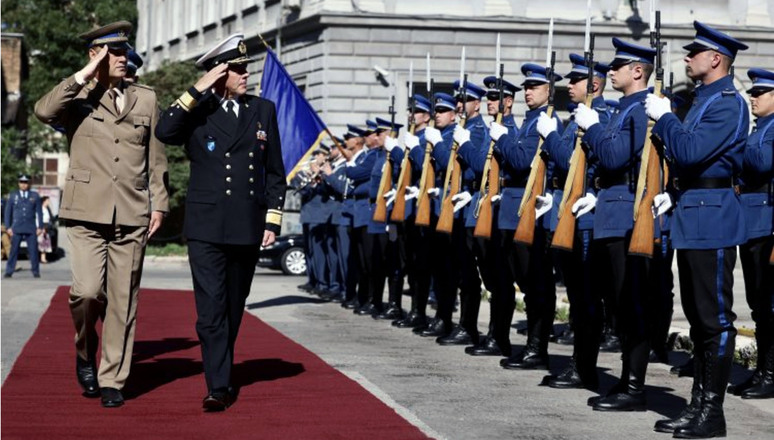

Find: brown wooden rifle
415;77;436;227
436;72;468;234
474;63;505;239
372;95;397;223
390;63;416;222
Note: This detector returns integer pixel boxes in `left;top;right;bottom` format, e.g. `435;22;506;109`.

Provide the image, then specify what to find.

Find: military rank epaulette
266;209;283;227
174;86;203;112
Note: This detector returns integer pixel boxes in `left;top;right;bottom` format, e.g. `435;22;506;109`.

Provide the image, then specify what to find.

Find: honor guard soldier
35;21;169;408
155;33;286;411
536;53;611;389
644;21;749;437
320;140;353;303
347;120;381;314
728;68;774;400
574;38;654;411
496;64;562;370
3;174;43;279
395;94;434;330
339;125;368;308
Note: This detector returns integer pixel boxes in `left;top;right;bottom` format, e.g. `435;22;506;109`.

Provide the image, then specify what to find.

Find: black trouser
556;229;602;380
431;217;477;328
405;219;432;317
353;226;372;306
385;224;406;308
456;219;482;337
301;224;315;287
647;234;675;354
488;228;523;354
523;227;556;355
343;225;360;302
678;248;738;359
740;235;774;334
362;230;387;308
188;240;260;392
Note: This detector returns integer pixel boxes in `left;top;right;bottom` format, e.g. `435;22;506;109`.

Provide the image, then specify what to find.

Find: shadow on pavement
246;295;329;310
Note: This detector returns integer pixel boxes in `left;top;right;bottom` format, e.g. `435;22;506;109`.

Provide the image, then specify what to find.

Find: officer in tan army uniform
34;21;169;408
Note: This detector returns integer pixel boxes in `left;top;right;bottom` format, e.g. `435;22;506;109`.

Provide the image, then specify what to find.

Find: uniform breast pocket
679;193;722;240
132;116;151;144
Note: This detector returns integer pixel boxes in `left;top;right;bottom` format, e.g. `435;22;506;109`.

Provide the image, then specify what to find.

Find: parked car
257;234;306;275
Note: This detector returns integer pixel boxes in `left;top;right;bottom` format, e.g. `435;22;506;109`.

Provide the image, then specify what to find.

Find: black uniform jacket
155;90;286;245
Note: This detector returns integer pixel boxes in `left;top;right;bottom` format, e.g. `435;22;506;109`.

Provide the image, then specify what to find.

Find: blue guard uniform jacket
4;190;43;234
740;113;774;240
323;158;354;228
346;148;375;228
155;88;287;244
403;128;428;220
431;124;459;218
653;75;749;249
542;96;610;232
583;89;649;240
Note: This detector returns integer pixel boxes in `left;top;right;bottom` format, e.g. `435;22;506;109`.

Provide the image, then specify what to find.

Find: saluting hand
78;45;109;82
193;64;229;93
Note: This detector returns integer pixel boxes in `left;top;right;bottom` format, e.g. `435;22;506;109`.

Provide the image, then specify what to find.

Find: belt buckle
551;176;559;189
593;177;602;190
672;177;681;191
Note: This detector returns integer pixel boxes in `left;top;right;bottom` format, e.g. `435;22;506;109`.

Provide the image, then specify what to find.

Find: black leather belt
501;178;528;188
468;180;480;192
354;193;369;201
736;183;771;194
594;173;630;190
550;176;566;190
673;177;733;191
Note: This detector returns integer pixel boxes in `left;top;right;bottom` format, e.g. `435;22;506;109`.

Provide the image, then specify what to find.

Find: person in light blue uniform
645;22;750;437
338;125;368;309
574;38;654;412
369;117;406;320
536;53;611;389
416;92;460;338
431;80;489;347
728;68;774;400
4;174;43;279
319;140;350;302
394;94;434;330
455;76;522;357
346;121;380;311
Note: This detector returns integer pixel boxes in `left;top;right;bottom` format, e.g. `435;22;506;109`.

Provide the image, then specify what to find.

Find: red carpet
1;286;432;440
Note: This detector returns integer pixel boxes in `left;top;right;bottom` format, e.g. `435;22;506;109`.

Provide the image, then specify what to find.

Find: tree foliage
1;128;32;197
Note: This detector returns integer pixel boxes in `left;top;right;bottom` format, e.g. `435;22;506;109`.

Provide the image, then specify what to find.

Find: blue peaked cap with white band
520;63;563;86
452;80;487;101
565;53;610;79
482;76;521;98
610;38;656;67
375;117;403;132
747;68;774;94
344;124;367;139
433;92;456;111
683;21;748;60
410;94;432;113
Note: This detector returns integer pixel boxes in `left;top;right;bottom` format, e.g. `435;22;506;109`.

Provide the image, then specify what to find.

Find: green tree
1;128;32;197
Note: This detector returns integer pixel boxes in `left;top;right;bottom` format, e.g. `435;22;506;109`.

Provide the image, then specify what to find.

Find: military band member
537;54;611;389
645;22;749;437
155;33;286;411
496;64;562;370
727;68;774;400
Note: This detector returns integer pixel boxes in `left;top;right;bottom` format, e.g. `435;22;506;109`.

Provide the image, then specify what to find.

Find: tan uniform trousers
67;220;147;389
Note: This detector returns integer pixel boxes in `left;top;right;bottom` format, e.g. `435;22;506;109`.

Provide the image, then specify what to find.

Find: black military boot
673;352;731;439
593;340;648;411
374;302;404;320
502;312;549;370
417;318;451;338
654;354;703;433
728;331;765;396
393;310;427;329
436;325;475;346
465;336;503;356
741;333;774;399
600;327;622;352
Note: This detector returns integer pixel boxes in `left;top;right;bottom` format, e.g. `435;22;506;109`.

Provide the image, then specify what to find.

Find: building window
30;157;58;187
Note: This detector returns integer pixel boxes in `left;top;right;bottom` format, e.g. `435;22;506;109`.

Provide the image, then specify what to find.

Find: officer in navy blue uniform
537;54;611;389
728;68;774;400
496;64;563;370
3;174;43;278
320;139;353;302
645;22;749;437
338;125;367;308
574;38;654;412
394;94;434;329
455;76;521;357
154;34;286;411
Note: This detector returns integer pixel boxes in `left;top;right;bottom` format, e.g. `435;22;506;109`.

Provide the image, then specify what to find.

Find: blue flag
260;48;328;180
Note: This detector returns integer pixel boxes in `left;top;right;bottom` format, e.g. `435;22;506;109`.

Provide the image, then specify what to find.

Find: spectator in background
38;196;54;263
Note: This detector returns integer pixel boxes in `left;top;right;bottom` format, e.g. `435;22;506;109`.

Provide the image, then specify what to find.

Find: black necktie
226;101;236;119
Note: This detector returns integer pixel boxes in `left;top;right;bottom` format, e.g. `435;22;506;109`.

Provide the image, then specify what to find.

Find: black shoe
741;372;774;399
671;356;695;377
673;353;731;439
501;348;549;370
417;319;450;338
3;273;11;279
392;312;427;329
33;273;40;278
654;401;702;433
319;290;342;302
76;357;100;398
649;348;669;364
436;326;474;346
297;283;313;292
555;329;575;346
374;304;403;320
548;360;598;390
354;303;377;316
465;337;503;356
202;387;235;412
341;298;359;309
592;391;646;411
600;333;621;352
100;387;124;408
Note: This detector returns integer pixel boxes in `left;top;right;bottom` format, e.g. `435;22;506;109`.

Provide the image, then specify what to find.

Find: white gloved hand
491;194;502;204
383;188;396;200
451;191;473;213
571;192;597;218
536;112;558;139
386;194;396;207
573;104;600;131
424;127;443;146
384;136;399;152
427;187;440;198
403;132;420;149
652;193;673;218
645;93;671;122
535;192;554;220
405;186;420;201
453;125;471;145
489;122;508;141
